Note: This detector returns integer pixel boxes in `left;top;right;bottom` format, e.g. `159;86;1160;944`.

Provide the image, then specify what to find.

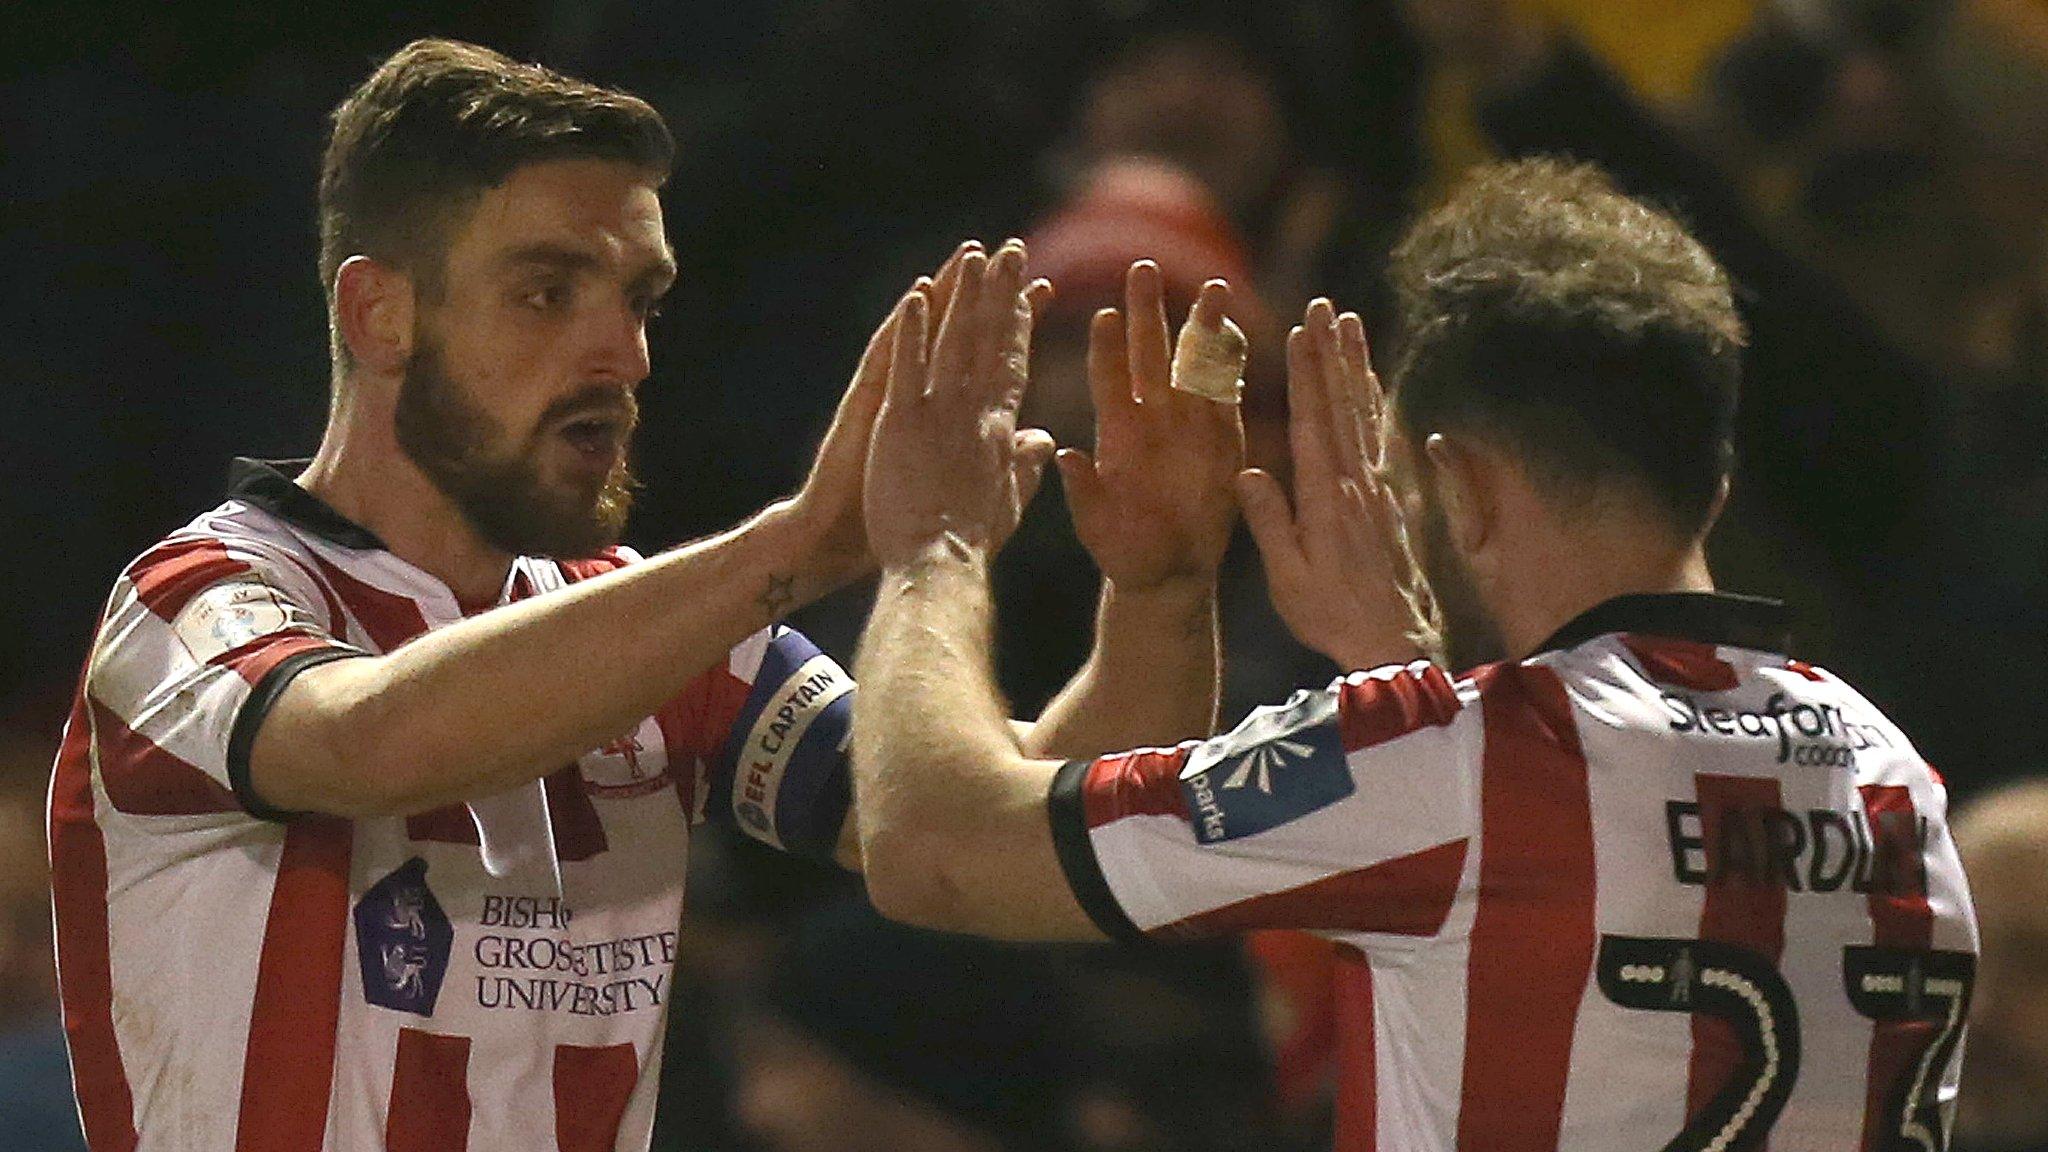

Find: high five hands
1236;300;1438;670
860;239;1434;673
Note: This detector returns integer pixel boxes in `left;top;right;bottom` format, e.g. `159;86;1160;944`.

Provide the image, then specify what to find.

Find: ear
333;255;415;376
1422;431;1497;555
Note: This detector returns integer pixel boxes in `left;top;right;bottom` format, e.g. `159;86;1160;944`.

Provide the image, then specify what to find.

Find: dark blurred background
3;1;2045;1149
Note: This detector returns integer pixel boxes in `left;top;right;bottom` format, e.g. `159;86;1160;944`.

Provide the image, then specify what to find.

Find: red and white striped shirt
50;459;855;1151
1050;593;1977;1152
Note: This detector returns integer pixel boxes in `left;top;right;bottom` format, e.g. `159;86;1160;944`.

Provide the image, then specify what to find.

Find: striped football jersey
50;459;854;1151
1050;593;1977;1152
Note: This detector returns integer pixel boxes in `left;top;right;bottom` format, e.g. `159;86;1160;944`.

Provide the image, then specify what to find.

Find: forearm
1024;578;1220;758
851;542;1080;936
256;501;837;816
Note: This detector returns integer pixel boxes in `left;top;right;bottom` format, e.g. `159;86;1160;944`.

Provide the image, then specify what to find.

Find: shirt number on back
1596;936;1975;1152
1843;946;1976;1152
1597;935;1801;1152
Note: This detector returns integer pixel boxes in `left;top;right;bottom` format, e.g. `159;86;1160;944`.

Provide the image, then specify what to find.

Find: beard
393;335;637;559
1413;490;1508;674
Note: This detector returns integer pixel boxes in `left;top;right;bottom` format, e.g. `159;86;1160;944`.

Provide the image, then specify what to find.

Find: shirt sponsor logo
578;716;671;799
472;896;674;1017
1662;691;1893;768
353;857;454;1016
1179;690;1354;844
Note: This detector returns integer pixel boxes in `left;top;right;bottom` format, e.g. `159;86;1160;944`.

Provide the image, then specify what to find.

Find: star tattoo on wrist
759;573;796;618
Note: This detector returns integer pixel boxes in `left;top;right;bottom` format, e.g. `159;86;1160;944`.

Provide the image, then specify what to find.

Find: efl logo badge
170;581;295;663
354;857;454;1017
1180;690;1354;844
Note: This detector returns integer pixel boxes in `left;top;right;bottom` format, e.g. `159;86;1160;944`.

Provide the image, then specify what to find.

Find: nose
586;298;651;386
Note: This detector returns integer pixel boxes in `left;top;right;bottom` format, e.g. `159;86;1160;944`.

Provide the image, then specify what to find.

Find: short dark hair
318;39;673;307
1387;158;1744;536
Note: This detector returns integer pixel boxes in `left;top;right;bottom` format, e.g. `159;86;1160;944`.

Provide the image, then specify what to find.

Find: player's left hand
1237;300;1437;670
863;239;1058;568
1056;262;1246;593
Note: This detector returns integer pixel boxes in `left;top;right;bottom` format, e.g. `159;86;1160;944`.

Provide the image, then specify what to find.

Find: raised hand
785;242;992;590
1056;261;1245;592
864;239;1057;568
1235;300;1439;670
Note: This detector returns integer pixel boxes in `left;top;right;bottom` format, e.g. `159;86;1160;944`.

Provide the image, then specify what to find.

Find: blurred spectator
731;899;1282;1152
1953;779;2048;1152
1391;0;2048;786
0;734;83;1151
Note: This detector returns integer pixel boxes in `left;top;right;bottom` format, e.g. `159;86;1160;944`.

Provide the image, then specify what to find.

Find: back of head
318;39;673;322
1387;158;1745;538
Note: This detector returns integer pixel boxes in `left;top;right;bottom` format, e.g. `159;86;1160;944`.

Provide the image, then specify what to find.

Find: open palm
1058;262;1246;591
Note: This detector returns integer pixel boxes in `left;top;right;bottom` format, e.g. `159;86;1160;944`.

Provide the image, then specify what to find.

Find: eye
632;292;666;322
523;281;571;312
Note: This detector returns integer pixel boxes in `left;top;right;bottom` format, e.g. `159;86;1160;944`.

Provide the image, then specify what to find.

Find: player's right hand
785;241;987;592
862;239;1057;569
1235;300;1439;671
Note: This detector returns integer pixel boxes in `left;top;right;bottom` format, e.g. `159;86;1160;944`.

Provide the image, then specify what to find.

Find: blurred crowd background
4;0;2047;1149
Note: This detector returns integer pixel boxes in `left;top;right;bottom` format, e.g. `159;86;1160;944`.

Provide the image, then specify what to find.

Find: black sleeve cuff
1047;759;1149;945
227;647;371;823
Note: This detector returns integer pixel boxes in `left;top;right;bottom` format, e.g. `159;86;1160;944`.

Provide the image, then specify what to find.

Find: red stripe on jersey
235;817;353;1152
130;537;250;621
1337;664;1462;752
310;554;431;650
88;696;241;815
1333;945;1378;1152
1621;635;1740;692
660;661;754;764
385;1029;473;1152
49;693;140;1152
1785;659;1827;683
554;1042;639;1152
1458;663;1596;1152
1156;839;1467;939
209;631;342;686
557;550;632;583
406;804;481;846
1688;775;1789;1126
544;765;610;861
1857;784;1933;1152
1083;748;1193;829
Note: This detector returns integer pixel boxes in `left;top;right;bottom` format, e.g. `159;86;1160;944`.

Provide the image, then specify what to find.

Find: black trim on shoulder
1047;759;1150;945
226;458;387;552
227;646;372;823
1533;592;1792;658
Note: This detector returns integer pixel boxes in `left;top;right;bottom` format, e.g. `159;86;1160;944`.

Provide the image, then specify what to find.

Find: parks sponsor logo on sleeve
353;857;454;1017
1179;689;1354;844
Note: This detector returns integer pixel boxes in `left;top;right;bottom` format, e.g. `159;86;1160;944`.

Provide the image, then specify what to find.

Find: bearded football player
49;39;1244;1151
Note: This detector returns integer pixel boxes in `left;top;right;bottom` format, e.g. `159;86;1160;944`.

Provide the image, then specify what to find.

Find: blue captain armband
710;628;856;861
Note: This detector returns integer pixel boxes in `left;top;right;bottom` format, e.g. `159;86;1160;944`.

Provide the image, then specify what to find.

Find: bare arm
249;277;928;820
255;503;843;817
855;543;1099;939
853;270;1429;940
1018;264;1244;758
1021;579;1217;759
